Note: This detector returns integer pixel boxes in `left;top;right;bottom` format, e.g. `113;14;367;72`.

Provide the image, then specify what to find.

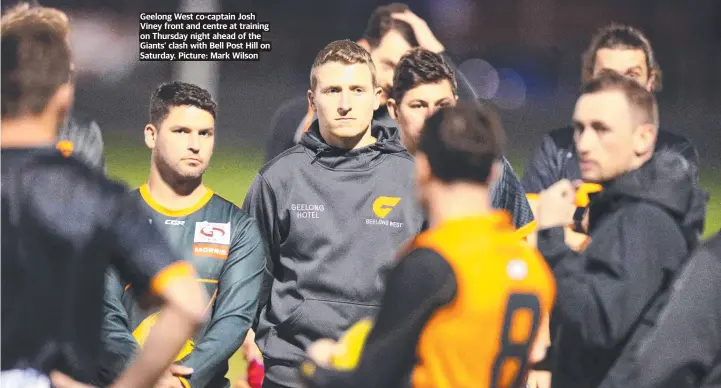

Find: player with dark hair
100;82;266;388
243;39;427;388
522;23;699;250
299;101;556;388
2;2;107;171
264;3;477;162
0;21;206;388
388;48;536;235
535;70;706;388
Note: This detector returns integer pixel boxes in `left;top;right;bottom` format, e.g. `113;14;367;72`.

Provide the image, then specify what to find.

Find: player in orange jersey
298;101;556;388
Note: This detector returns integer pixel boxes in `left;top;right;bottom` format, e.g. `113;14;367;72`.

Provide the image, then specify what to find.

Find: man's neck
426;182;492;228
1;116;58;148
147;163;206;210
320;123;376;150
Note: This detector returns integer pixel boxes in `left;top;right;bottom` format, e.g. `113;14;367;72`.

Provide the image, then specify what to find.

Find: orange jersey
411;212;556;388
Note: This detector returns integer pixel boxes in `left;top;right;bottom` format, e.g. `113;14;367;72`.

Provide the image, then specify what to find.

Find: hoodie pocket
263;298;380;364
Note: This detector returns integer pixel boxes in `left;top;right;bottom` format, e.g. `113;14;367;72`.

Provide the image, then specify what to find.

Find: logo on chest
366;196;403;228
193;221;231;259
291;203;325;219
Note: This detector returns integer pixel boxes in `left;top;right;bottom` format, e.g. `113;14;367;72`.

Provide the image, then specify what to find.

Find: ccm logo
165;220;185;226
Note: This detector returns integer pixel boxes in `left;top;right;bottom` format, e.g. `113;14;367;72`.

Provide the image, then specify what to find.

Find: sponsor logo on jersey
165;219;185;226
194;221;231;245
192;243;229;259
366;196;403;228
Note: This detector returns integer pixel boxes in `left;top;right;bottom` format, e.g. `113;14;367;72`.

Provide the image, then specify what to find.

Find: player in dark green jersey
100;82;266;388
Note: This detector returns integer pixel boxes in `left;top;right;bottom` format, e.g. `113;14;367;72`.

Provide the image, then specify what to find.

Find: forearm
111;302;202;388
180;316;250;387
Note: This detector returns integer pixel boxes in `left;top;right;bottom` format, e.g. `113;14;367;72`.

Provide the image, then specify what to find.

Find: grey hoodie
242;121;427;388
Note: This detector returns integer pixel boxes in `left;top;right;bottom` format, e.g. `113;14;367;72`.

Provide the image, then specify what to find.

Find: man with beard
100;82;266;388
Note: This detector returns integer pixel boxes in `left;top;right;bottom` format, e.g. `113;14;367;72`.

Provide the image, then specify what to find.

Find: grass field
103;132;720;383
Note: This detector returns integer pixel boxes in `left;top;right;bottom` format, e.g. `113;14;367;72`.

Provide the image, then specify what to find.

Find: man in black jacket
522;23;699;252
264;3;477;162
619;229;721;388
243;40;426;388
535;71;707;388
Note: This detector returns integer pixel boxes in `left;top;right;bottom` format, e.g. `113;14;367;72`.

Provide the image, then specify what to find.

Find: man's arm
178;215;267;387
521;134;563;195
241;173;281;328
629;232;721;388
492;156;536;236
300;247;457;388
536;205;687;349
96;269;140;385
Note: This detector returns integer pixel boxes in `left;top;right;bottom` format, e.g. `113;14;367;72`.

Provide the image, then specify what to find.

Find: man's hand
526;371;552;388
537;179;578;230
306;339;339;368
153;365;193;388
391;10;445;53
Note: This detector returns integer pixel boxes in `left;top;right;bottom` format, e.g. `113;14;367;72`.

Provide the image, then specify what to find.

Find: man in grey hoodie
242;40;427;388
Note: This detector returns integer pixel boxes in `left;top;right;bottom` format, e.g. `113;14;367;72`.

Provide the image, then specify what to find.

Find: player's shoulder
206;191;259;230
29;149;123;194
258;143;307;177
545;125;575;149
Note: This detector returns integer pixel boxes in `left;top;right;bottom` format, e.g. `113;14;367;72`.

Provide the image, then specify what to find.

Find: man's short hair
419;102;505;185
361;3;418;49
582;23;662;91
1;3;70;39
390;48;457;103
149;81;217;127
309;39;377;91
1;22;72;119
580;69;659;127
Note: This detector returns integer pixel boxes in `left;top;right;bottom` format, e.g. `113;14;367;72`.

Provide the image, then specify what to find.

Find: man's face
388;80;456;155
145;105;215;181
593;48;653;91
369;29;413;104
573;90;642;182
309;61;382;141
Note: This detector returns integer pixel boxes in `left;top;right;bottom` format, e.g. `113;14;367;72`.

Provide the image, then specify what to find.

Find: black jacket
521;126;699;194
242;122;427;388
537;151;707;388
618;229;721;388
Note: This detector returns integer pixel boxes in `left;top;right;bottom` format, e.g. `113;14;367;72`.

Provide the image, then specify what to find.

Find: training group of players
2;2;719;388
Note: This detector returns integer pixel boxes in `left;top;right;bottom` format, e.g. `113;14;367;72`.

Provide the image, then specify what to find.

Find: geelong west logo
372;196;400;218
367;196;403;228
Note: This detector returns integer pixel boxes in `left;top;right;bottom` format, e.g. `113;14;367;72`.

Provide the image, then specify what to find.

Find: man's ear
373;86;382;110
645;71;657;92
307;89;316;113
633;123;657;156
387;98;398;120
144;124;158;149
